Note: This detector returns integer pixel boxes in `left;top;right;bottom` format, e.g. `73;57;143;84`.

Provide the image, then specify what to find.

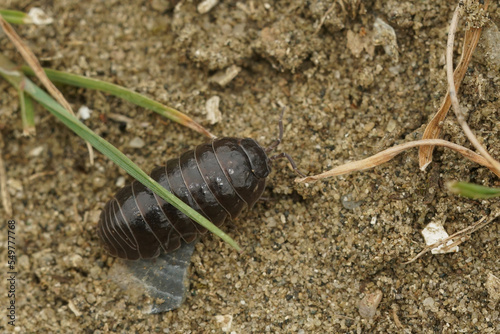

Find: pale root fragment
205;96;222;125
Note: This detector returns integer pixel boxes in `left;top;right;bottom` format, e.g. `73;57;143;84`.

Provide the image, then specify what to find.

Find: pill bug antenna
266;108;306;177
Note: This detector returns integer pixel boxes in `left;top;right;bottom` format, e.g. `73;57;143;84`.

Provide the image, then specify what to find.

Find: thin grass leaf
0;54;241;252
22;66;216;139
20;91;36;136
0;9;28;24
448;181;500;199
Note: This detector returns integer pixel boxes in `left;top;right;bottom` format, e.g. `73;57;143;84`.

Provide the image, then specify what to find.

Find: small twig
0;15;95;164
0;133;13;216
445;2;500;175
296;138;500;183
403;213;497;264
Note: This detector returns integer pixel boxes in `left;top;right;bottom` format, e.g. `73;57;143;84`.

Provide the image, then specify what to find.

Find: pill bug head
240;108;306;180
239;138;272;179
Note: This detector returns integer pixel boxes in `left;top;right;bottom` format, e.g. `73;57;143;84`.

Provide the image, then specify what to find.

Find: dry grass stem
299;1;500;184
392;306;403;329
107;112;133;125
403;212;498;264
295;138;500;183
419;0;493;170
444;2;500;175
314;2;337;34
0;133;13;216
0;15;95;164
27;170;57;182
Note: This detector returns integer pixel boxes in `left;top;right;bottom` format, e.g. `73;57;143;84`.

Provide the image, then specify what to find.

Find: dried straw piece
295;138;500;183
419;0;491;170
443;2;500;174
0;16;95;164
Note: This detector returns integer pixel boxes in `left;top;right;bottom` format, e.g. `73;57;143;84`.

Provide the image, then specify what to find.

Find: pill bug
97;113;303;260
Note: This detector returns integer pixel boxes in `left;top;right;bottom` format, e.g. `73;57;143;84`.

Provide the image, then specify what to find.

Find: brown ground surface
1;0;499;333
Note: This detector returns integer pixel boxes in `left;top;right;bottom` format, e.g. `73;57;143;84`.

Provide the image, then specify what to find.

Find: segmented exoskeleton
97;113;303;260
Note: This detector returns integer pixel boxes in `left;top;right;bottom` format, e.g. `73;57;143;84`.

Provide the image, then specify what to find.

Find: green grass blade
0;54;240;252
19;90;36;135
0;9;29;24
21;66;215;139
448;181;500;199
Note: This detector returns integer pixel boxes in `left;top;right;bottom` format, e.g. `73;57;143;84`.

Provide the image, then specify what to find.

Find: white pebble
28;146;44;157
421;222;459;254
77;106;92;120
197;0;219;14
115;176;126;188
128;137;145;148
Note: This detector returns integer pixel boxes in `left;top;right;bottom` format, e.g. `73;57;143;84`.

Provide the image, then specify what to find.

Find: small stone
423;297;435;309
198;0;219;14
364;122;375;132
128;137;145;148
209;65;242;87
150;0;175;12
346;30;375;58
475;21;500;71
215;314;233;332
358;289;383;319
341;194;362;210
485;272;500;302
67;254;83;268
92;177;106;188
373;18;399;62
29;146;44;157
115;176;126;188
86;294;97;304
385;119;397;132
89;266;102;278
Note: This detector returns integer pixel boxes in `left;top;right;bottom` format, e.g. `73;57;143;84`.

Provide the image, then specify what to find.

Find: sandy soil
1;0;499;333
